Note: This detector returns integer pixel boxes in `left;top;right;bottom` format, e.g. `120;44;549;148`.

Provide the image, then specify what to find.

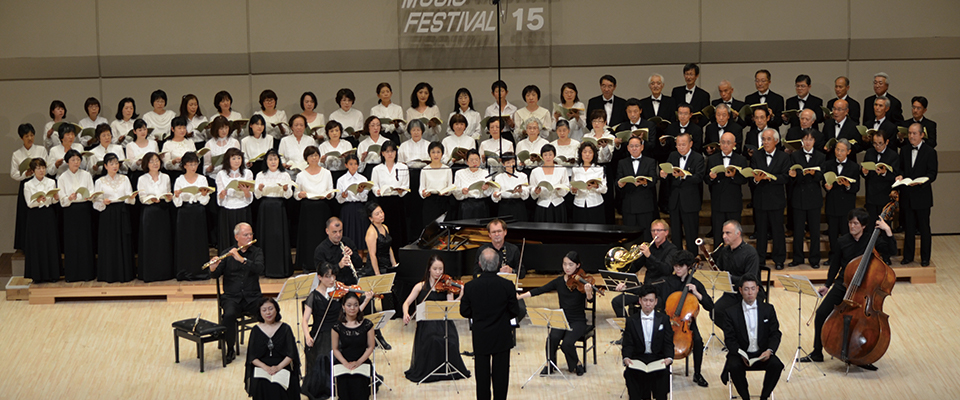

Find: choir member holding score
370;83;406;144
441;113;477;167
47;123;85;178
23;158;60;283
406;82;443;143
88;124;126;176
358;116;389;177
492;152;530;222
513;85;552;139
419;141;454;226
337;154;372;250
617;136;658;233
78;97;109;148
329;88;365;144
295;146;335;273
479;117;514;167
136;152;174;282
212;90;243;137
570;140;606;223
255;149;295;278
318;120;354;182
141;90;177;142
58;149;96;282
241;115;272;176
705;132;749;246
788;130;826;268
204;116;241;179
253;89;288;145
484;80;517;143
515;118;549;170
179;94;207;146
161;117;196;183
110;97;138;147
448;88;482;140
399;119;430;167
529;144;570;222
93;153;137;283
300;91;326;142
11;124;47;251
550;120;580;165
554;82;587;141
371;140;409;254
216;148;254;252
43;100;67;149
125;119;159;187
172;152;212;281
278;114;317;174
453;149;493;219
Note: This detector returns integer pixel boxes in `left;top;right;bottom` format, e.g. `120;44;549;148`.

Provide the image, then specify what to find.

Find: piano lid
439;219;643;245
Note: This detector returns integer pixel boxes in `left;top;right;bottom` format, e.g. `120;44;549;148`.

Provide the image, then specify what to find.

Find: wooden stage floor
1;236;958;399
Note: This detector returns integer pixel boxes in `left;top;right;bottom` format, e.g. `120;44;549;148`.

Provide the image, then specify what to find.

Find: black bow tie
632;157;641;161
680;155;687;161
604;99;613;105
913;146;920;151
838;161;846;165
722;155;731;159
724;101;732;106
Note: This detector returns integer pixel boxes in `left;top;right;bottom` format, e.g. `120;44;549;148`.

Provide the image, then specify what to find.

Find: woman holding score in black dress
58;149;96;282
245;297;300;400
172;152;212;281
332;292;377;400
137;152;174;282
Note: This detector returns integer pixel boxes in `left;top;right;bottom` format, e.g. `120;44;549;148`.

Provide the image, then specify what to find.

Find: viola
565;268;606;296
665;262;701;359
435;274;464;295
330;281;382;299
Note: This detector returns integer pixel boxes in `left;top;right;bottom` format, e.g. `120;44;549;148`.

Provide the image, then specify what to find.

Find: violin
435;274;464;295
665;261;701;359
565;268;606;296
330;281;382;299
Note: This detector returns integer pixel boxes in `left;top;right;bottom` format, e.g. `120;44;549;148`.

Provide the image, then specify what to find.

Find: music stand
603;317;626;355
364;310;396;394
358;273;396;349
275;272;317;348
416;301;469;390
777;274;827;381
694;269;734;354
522;308;575;390
600;270;641;320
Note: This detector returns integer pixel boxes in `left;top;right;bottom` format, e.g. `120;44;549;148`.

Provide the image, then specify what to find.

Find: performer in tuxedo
903;96;937;149
744;70;785;130
862;72;903;124
712;80;746;126
611;219;677;318
474;219;527;323
712;221;760;325
657;250;713;388
898;123;937;266
801;208;896;370
720;274;783;400
663;103;703;156
827;76;861;125
208;222;263;364
783;74;824;128
671;64;711;127
822;99;861;158
861;132;899;225
705;132;749;246
622;284;674;400
640;74;677;123
823;140;861;265
620;98;658;159
863;97;899;143
784;109;824;154
314;216;363;285
788;131;826;268
586;75;627;128
617;136;658;234
703;103;744;157
743;107;775;158
750;129;789;270
461;248;522;400
660;132;704;251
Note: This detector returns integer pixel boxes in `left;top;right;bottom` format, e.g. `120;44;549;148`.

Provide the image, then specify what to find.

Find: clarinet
340;242;359;281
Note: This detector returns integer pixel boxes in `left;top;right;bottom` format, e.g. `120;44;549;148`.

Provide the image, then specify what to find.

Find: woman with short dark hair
23;158;61;283
244;297;301;399
58;149;96;281
93;153;137;282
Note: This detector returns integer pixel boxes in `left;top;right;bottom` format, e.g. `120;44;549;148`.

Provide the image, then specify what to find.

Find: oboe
340;242;359;281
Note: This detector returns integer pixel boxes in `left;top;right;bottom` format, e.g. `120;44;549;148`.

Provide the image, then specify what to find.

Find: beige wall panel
549;65;687;105
929;173;960;234
0;1;99;58
398;69;551;119
702;0;848;42
551;0;701;45
250;72;403;119
851;0;960;39
100;76;252;123
699;62;849;107
248;0;399;52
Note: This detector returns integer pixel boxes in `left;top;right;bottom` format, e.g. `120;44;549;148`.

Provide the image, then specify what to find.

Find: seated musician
622;284;673;400
657;250;713;388
611;219;677;319
712;220;760;326
719;274;783;400
801;208;895;370
474;219;526;322
518;251;593;376
208;222;263;364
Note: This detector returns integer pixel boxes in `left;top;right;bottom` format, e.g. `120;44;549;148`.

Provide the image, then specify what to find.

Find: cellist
657;250;714;388
800;208;896;370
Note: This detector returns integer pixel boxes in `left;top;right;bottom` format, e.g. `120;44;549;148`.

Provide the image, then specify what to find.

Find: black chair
575;298;598;370
759;266;772;303
215;275;258;354
173;318;226;372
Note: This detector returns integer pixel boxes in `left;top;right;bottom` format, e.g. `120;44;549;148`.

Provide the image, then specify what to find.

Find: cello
665;260;701;359
821;192;899;366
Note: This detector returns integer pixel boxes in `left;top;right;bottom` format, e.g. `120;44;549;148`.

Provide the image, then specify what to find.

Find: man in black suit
712;79;747;126
703;103;744;156
788;131;826;268
705;132;749;246
743;106;776;158
903;96;938;149
827;76;861;125
619;98;659;159
822;99;860;158
660;132;705;251
863;97;899;143
315;217;363;284
750;129;789;269
720;274;783;400
611;220;677;317
823;140;860;265
209;223;264;363
783;74;824;128
640;73;678;123
784;109;824;152
898;123;938;266
744;70;785;130
713;221;761;324
860;131;899;224
461;248;521;400
671;63;711;127
586;74;628;128
622;285;674;400
663;103;703;155
617;136;659;233
862;72;903;124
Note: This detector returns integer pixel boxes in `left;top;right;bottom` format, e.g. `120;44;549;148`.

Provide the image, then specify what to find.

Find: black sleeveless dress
364;224;393;276
403;288;471;383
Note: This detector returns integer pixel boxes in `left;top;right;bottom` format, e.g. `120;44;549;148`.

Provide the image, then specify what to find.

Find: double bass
665;260;700;359
821;192;899;366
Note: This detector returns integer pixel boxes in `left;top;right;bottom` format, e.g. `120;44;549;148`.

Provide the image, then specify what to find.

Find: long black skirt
128;170;144;257
458;198;490;220
422;195;450;227
341;201;368;252
14;180;27;250
404;320;471;383
63;202;95;282
175;202;210;281
97;203;135;283
297;199;331;272
572;203;605;224
375;194;407;253
534;203;568;223
405;168;425;241
259;197;292;277
496;198;528;222
24;206;61;283
218;206;252;253
139;203;174;282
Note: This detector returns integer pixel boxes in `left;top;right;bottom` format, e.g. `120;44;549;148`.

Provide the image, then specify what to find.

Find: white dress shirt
358;135;390;169
453;167;493;200
529;166;569;207
304;113;326;140
254;110;289;141
318;140;354;172
329;108;365;135
161;139;196;172
492;171;530;202
241;135;273;166
515;136;550;169
110;119;135;147
513;106;553;139
279;134;318;169
398;138;431;167
141;110;177;140
204;137;241;177
11;145;49;181
186;115;209;144
137;173;172;204
370;103;405;136
255;169;295;199
441;133;477;166
295;168;335;199
372;163;410;197
43;121;62;149
336;170;370;203
93;173;136;211
550;139;581;165
47;143;85;178
571;165;607;208
419;165;453;197
553;101;587;141
742;300;760;353
447;108;482;140
125;140;160;172
173;174;211;207
24;176;57;208
484;102;519;134
406;106;443;143
215;168;254;209
57;168;95;207
640;310;655;353
88;144;126;175
79;116;109;147
583;131;616;163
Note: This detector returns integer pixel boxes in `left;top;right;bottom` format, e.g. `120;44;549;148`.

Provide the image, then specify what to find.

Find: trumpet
202;239;258;269
605;234;660;272
340;242;359;281
694;238;723;271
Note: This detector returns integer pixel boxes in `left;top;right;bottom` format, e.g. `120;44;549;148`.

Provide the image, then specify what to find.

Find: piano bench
173;318;227;373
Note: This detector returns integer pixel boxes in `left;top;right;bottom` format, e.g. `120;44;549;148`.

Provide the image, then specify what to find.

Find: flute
202;239;258;269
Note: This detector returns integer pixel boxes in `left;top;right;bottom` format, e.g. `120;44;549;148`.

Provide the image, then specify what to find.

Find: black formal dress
23;201;61;283
297;199;332;272
863;93;904;124
528;275;591;372
750;149;789;266
616;155;658;235
244;323;301;400
586;95;628;128
257;197;292;277
175;199;211;281
861;147;899;221
97;203;135;283
789;149;825;266
744;91;785;130
622;310;673;400
899;143;937;263
720;300;783;400
823;158;861;261
211;245;264;351
461;270;521;400
302;288;342;399
333;319;375;400
665;150;705;251
62;201;96;282
139;201;174;282
404;289;471;383
705;151;749;245
826;96;861;126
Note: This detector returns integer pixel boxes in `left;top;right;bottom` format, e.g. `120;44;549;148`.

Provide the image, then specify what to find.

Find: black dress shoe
823;260;830;267
858;363;879;371
775;264;784;270
575;364;585;376
612;339;622;345
749;233;757;239
462;351;474;357
788;261;802;267
798;354;823;362
375;330;392;350
540;366;553;376
225;349;236;364
882;258;892;265
811;263;821;269
900;259;914;265
921;260;930;267
693;373;709;387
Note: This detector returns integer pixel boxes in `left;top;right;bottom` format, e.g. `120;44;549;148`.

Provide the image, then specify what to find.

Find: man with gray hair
208;222;263;364
712;80;746;125
864;97;898;143
823;139;861;264
862;72;903;124
749;128;790;269
461;248;521;400
640;73;677;122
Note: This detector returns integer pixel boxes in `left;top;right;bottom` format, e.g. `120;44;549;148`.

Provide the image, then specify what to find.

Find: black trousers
623;211;656;240
903;207;931;262
625;367;669;400
548;320;588;370
475;350;510;400
754;208;786;265
612;292;639;318
826;214;849;260
812;283;846;356
793;208;822;265
711;210;741;246
221;297;260;351
690;320;705;375
726;354;783;400
669;209;699;251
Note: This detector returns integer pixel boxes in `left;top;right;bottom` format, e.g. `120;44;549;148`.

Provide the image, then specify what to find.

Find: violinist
657;250;713;388
518;251;593;376
801;208;895;370
208;222;263;365
301;262;373;399
622;285;673;400
402;255;471;383
611;219;677;318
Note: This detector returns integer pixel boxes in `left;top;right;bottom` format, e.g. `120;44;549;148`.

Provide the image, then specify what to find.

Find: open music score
275;272;317;302
358;272;396;295
415;301;462;322
693;269;735;293
599;270;641;292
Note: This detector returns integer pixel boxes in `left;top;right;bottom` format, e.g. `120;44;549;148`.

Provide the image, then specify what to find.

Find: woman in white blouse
161;117;196;183
515;118;550;170
58;149;96;281
179;94;208;146
141;90;177;142
79;97;109;148
418;142;453;226
125;119;160;185
110;97;138;147
255;149;295;278
570;141;607;224
43;100;67;149
212;90;244;138
447;88;482;140
551;120;581;166
204;116;241;179
583;109;616;164
172;152;212;281
88;125;126;177
370;82;406;145
336;154;371;250
553;83;587;141
492;152;530;222
512;85;552;140
279;114;317;176
453;149;493;219
328;88;364;145
300;91;326;142
398;119;430;168
479;117;514;167
22;158;60;283
137;152;174;282
318;121;354;182
215;147;254;252
12;124;48;251
406;82;443;143
529;144;570;223
358;116;389;178
441;113;477;167
242;115;272;174
253;89;288;146
371;141;409;253
295;146;336;272
93;153;137;283
47;123;85;178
